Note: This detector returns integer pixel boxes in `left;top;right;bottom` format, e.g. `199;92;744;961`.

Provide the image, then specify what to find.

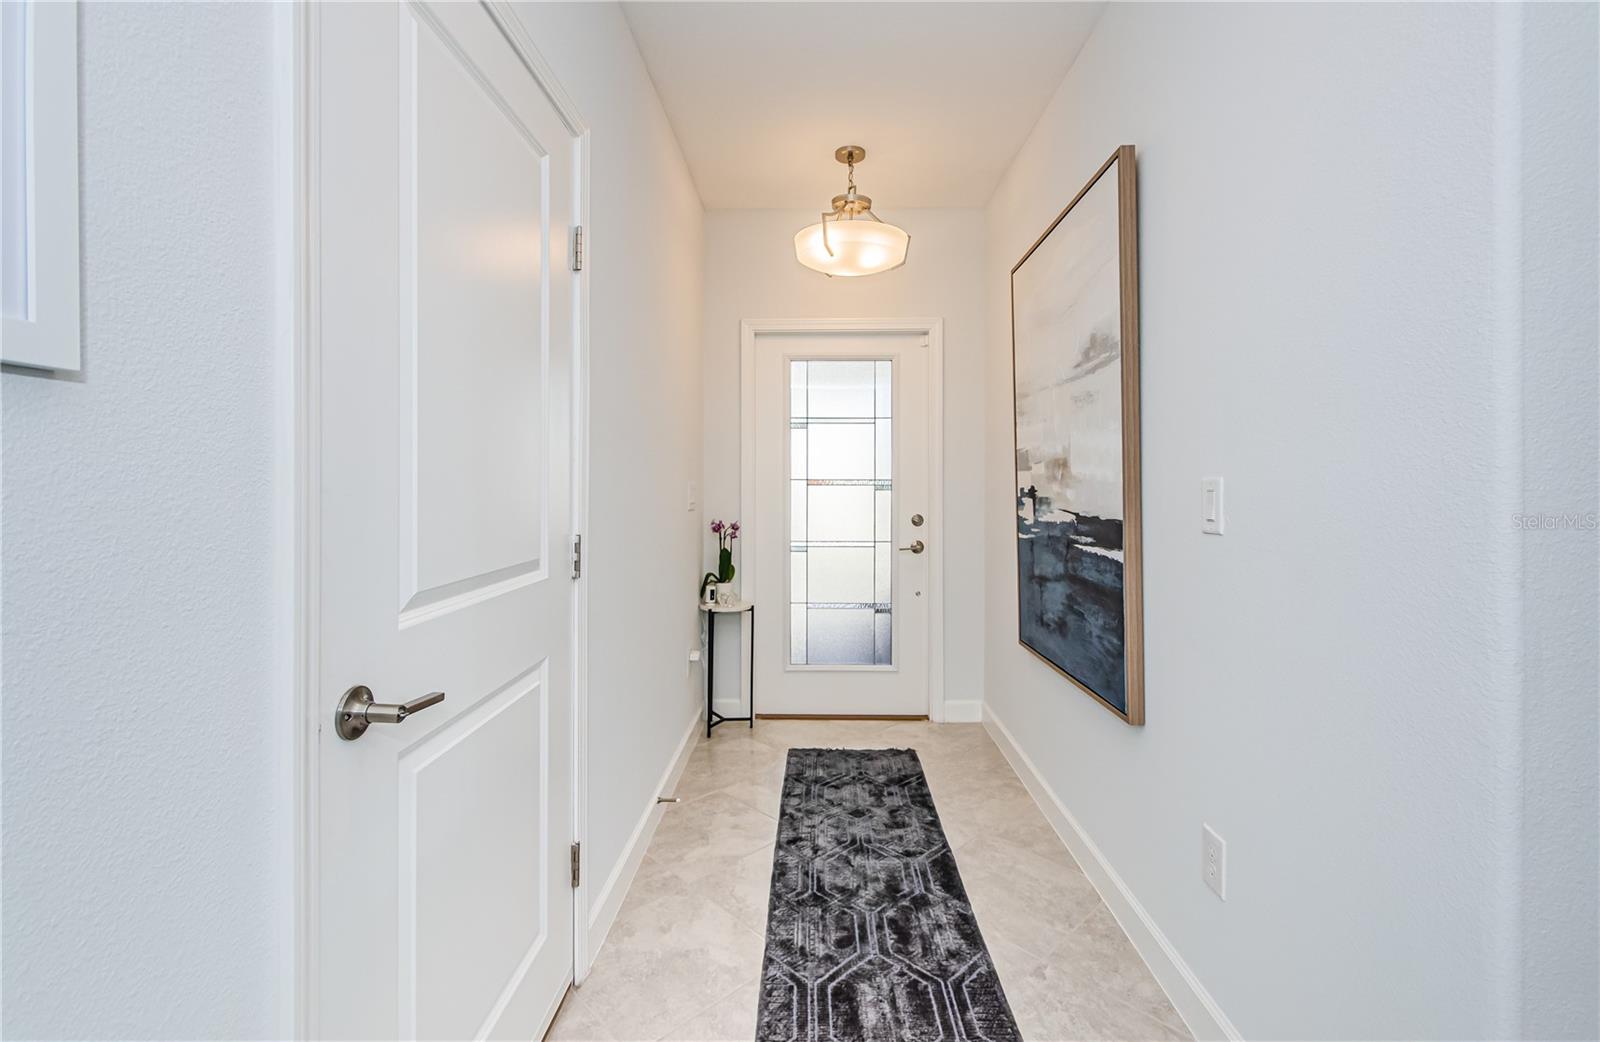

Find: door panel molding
397;661;549;1040
286;7;321;1035
397;2;554;619
738;318;946;721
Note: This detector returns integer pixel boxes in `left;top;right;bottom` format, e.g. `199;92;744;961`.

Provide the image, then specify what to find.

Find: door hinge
571;225;584;272
571;534;583;579
570;842;581;888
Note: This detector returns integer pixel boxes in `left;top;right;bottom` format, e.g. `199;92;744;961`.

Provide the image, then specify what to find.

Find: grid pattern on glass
789;360;892;666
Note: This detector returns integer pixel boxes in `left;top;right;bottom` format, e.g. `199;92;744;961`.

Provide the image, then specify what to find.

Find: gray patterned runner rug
755;747;1021;1041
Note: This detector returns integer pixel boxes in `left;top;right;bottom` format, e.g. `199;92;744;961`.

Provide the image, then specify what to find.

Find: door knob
898;540;925;554
336;686;446;741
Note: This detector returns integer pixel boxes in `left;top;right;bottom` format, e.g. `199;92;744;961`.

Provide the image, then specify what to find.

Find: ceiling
620;3;1105;210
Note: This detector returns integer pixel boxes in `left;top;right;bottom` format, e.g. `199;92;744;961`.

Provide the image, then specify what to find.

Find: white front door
312;3;578;1039
750;330;933;716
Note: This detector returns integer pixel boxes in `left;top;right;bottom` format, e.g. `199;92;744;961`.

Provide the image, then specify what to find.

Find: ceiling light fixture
794;146;909;277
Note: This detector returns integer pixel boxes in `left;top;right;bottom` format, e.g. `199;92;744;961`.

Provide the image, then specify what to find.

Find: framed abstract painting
1010;145;1143;724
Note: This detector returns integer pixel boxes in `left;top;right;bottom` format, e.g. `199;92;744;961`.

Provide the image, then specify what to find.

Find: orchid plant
700;519;740;599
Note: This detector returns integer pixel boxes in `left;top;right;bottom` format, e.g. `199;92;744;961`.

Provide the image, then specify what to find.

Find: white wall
1517;4;1599;1038
700;208;986;717
1;4;285;1037
508;2;706;936
983;3;1597;1039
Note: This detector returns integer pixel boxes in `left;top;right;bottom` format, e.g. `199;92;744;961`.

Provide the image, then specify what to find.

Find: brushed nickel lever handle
336;686;446;741
898;540;925;554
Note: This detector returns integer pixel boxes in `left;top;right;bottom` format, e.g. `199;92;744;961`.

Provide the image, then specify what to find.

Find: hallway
2;2;1595;1038
548;721;1190;1041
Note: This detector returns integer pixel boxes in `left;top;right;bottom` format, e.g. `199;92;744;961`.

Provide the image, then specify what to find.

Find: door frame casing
738;318;947;721
284;4;593;1035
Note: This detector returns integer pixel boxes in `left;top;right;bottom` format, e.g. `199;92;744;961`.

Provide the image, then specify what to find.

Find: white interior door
313;3;578;1038
750;331;932;716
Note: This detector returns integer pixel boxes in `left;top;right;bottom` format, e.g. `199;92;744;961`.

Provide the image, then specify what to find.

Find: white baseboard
721;699;980;722
941;699;983;723
983;706;1242;1042
581;708;701;969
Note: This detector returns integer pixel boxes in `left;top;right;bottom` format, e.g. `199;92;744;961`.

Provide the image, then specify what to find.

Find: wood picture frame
1009;144;1143;724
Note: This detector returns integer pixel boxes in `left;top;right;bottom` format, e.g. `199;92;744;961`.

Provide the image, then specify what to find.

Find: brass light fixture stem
821;145;871;258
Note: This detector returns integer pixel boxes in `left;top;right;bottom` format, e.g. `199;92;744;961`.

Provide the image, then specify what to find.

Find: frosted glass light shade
794;219;909;277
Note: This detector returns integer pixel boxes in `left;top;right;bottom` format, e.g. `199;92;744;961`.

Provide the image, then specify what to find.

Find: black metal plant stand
701;600;754;738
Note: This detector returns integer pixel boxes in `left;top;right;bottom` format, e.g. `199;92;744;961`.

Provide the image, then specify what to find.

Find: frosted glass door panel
808;485;875;542
807;546;875;602
807;423;875;480
804;360;877;417
789;359;891;666
808;608;876;666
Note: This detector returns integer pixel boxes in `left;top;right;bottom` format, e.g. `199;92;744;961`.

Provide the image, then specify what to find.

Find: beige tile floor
547;719;1192;1042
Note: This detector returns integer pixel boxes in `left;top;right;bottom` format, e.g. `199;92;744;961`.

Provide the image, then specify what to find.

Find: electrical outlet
1202;824;1227;900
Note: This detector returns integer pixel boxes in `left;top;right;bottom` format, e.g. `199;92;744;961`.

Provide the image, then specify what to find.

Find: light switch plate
1201;477;1225;535
1202;824;1227;899
686;481;698;512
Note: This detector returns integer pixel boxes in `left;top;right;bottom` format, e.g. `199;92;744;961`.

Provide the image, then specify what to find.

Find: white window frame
2;0;80;372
